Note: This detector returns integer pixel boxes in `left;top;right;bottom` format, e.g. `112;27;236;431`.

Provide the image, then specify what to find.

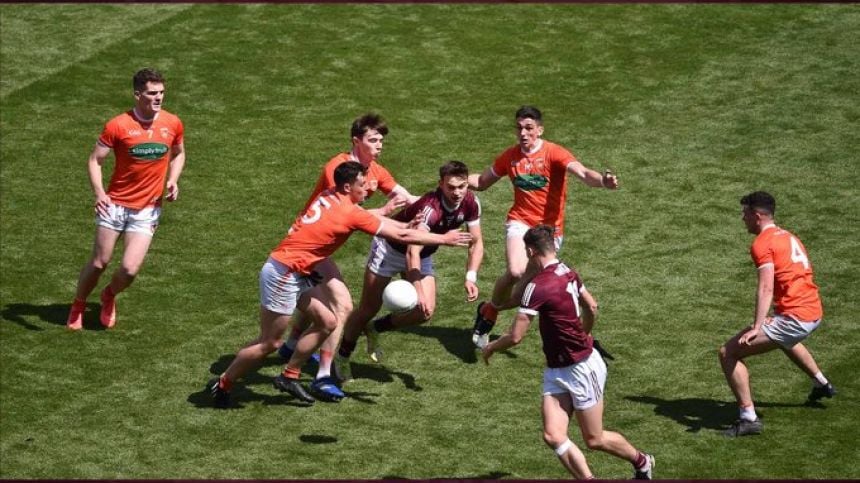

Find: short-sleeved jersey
98;109;184;210
387;188;481;258
750;225;823;322
304;152;399;210
520;261;593;368
491;140;576;233
270;190;383;275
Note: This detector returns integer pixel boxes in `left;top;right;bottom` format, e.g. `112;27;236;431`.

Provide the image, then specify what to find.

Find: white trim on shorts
505;220;563;251
259;257;312;316
761;313;820;349
366;236;434;278
96;202;161;236
542;349;607;411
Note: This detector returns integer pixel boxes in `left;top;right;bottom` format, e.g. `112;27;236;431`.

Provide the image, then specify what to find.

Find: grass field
1;4;859;479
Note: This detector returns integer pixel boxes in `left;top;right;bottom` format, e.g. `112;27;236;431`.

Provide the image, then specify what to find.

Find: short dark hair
515;105;543;124
523;225;556;255
351;113;389;139
133;68;165;92
333;161;367;189
740;191;776;216
439;160;469;180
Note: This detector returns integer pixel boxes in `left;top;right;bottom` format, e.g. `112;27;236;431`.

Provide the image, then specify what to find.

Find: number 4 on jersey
790;236;810;269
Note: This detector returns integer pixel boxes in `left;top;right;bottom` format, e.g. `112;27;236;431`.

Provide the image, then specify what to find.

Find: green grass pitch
1;4;858;479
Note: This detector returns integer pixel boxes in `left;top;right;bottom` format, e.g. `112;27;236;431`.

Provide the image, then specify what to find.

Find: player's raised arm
566;161;618;189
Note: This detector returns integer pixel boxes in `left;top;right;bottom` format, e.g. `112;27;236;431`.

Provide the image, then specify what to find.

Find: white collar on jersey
542;258;560;268
521;139;544;156
132;108;159;124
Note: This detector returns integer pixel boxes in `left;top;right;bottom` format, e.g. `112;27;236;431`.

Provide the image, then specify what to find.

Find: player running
275;113;419;401
207;162;470;407
66;68;186;330
334;160;484;382
469;105;618;348
718;191;835;437
482;225;654;480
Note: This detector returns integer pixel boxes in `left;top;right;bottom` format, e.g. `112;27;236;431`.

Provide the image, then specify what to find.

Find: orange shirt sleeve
492;148;514;177
348;203;383;235
372;163;398;195
750;236;773;268
98;119;119;148
548;144;576;168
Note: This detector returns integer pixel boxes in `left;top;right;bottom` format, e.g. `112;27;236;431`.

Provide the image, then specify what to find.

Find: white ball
382;280;418;313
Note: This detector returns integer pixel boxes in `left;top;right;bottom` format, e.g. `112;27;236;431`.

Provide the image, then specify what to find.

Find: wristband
465;270;478;283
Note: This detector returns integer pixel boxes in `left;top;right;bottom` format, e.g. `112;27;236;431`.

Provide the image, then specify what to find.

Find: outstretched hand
444;230;472;247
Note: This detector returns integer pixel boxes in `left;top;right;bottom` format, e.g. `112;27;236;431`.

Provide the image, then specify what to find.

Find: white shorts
761;313;820;349
366;236;434;278
542;349;607;411
505;220;563;251
96;203;161;236
259;257;313;316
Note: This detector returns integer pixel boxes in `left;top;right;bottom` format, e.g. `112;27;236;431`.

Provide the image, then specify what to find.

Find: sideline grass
1;4;858;479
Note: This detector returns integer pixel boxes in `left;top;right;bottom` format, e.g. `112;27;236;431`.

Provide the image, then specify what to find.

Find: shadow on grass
626;395;816;433
401;324;518;364
382;472;511;479
299;434;338;444
1;302;103;331
187;381;315;410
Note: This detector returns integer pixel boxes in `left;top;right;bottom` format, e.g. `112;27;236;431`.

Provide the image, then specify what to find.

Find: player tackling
334;160;484;381
208;162;470;407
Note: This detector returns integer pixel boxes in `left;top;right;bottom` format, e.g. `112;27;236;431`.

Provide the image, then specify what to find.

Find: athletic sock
813;371;829;387
282;366;301;380
480;303;499;322
101;285;115;300
740;405;757;422
316;349;333;379
373;314;395;333
633;451;650;471
71;298;87;311
218;375;233;392
339;339;357;359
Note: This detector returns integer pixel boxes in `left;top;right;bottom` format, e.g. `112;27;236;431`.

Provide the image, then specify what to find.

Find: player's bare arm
468;167;500;191
406;242;432;318
464;222;484;302
88;143;112;217
482;312;532;364
165;141;185;202
580;288;598;334
740;264;775;345
378;223;471;247
566;160;619;189
390;184;419;205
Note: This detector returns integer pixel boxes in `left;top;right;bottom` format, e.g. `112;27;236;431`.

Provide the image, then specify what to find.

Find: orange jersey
270;190;383;275
750;225;823;322
491;140;576;232
99;110;184;210
304;152;398;210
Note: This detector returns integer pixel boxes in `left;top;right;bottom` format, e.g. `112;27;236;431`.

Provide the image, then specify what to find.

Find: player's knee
583;433;605;451
120;263;142;279
718;344;733;363
507;266;527;280
542;431;566;449
90;256;111;272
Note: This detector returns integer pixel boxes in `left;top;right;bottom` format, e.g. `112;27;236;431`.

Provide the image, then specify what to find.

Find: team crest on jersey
160;127;170;139
128;142;169;161
369;179;378;191
513;174;549;191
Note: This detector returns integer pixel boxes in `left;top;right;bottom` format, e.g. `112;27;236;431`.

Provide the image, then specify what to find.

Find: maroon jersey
520;261;593;368
389;188;481;258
